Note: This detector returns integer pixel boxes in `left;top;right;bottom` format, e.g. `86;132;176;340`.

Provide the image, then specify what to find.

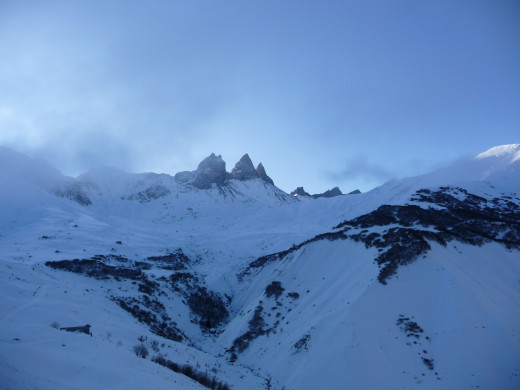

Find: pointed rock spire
256;163;274;185
230;154;259;180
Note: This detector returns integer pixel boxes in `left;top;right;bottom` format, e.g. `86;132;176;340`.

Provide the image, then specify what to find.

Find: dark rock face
230;154;259;181
194;153;228;189
313;187;343;198
256;163;274;185
348;189;361;195
290;187;312;197
175;153;228;189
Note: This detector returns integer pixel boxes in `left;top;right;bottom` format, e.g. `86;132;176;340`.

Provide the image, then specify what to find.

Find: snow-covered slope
1;145;519;389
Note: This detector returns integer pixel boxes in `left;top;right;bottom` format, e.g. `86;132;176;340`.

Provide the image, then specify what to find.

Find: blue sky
0;0;518;193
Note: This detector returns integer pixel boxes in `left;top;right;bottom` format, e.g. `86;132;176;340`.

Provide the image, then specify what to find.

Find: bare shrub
133;344;149;358
150;339;159;352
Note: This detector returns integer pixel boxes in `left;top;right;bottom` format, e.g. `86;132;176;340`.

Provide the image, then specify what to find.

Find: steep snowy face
230;153;259;181
476;143;520;161
443;143;520;185
472;144;520;190
370;143;520;205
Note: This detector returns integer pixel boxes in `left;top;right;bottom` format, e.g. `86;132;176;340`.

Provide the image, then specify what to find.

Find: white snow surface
1;145;519;389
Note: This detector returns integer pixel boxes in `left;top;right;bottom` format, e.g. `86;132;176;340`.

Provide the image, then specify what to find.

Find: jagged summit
174;153;227;189
230;154;259;181
290;186;345;199
255;163;274;185
174;153;276;189
313;186;343;199
194;153;228;189
290;187;312;197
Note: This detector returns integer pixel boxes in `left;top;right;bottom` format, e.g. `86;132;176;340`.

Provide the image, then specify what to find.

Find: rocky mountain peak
255;163;274;185
230;154;259;181
193;153;227;189
290;187;312;197
174;153;228;189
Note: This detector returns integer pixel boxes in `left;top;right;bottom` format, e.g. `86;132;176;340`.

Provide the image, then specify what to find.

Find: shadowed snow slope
0;145;519;390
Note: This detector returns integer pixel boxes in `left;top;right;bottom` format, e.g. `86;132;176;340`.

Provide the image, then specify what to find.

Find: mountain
174;153;276;191
1;145;519;390
290;186;312;198
290;186;356;199
312;186;343;198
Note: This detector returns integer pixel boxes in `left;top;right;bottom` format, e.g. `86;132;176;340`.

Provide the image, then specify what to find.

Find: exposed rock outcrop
290;187;312;197
175;153;228;189
256;163;274;185
230;154;259;181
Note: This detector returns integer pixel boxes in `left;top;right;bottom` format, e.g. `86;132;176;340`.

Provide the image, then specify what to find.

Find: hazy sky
1;1;519;193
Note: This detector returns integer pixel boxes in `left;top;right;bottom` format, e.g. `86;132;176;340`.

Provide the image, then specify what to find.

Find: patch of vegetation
396;315;424;338
113;296;185;342
152;356;230;390
229;304;268;362
293;334;311;352
147;250;190;271
45;259;143;281
138;278;160;295
422;357;434;371
397;314;439;378
265;281;284;299
133;343;149;358
187;288;228;329
168;272;229;330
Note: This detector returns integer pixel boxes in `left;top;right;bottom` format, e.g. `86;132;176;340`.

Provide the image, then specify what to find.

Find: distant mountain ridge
290;186;361;199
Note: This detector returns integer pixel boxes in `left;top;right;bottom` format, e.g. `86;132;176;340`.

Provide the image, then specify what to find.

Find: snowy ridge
1;145;519;389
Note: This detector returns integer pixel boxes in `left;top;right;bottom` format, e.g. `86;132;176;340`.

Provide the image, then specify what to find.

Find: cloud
329;156;395;182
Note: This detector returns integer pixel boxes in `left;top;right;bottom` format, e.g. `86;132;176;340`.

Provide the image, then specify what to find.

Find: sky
0;0;519;194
